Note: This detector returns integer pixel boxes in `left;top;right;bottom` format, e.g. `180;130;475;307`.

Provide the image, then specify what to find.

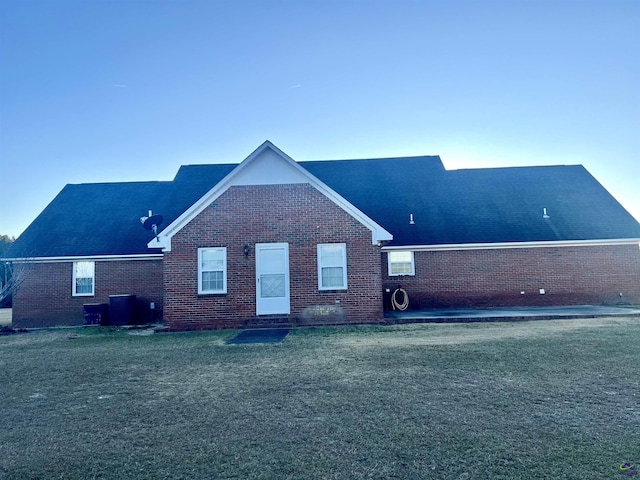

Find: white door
256;243;290;315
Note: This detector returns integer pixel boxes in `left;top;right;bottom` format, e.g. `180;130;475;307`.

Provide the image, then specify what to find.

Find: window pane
322;267;344;288
201;249;224;270
389;251;414;276
389;251;412;263
390;263;412;275
75;261;94;278
199;248;227;294
202;271;223;292
74;261;94;295
320;245;343;266
318;244;347;290
76;278;93;294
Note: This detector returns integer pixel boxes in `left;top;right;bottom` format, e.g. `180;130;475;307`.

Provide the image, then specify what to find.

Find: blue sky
1;0;638;238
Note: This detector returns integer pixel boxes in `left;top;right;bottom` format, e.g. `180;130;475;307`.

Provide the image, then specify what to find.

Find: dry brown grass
335;316;636;347
1;317;639;479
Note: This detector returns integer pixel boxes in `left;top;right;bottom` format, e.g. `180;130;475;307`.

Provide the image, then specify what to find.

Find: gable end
151;141;393;250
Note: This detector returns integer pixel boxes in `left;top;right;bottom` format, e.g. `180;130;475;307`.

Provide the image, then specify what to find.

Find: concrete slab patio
385;305;640;324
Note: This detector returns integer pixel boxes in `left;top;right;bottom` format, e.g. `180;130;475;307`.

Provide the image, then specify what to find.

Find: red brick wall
164;184;383;329
12;259;164;328
383;244;640;309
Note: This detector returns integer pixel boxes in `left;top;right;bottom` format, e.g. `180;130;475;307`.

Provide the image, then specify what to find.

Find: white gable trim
151;141;393;251
382;238;640;252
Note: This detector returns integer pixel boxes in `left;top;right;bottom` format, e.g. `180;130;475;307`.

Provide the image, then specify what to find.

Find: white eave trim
382;238;640;252
151;141;393;250
6;254;163;263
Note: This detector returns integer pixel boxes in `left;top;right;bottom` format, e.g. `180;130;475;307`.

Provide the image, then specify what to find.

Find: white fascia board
8;254;163;264
147;236;171;251
152;141;393;249
382;238;640;252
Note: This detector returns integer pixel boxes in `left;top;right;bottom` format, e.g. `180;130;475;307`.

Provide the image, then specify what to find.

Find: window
198;248;227;294
388;251;415;276
318;243;347;290
73;261;95;296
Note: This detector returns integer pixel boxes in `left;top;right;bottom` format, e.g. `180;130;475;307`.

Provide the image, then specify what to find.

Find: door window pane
260;249;286;273
260;273;286;298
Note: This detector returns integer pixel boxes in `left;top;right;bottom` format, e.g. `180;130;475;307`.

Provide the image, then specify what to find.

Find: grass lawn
1;317;639;479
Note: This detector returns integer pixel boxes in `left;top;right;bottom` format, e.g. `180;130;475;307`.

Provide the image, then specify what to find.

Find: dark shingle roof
303;159;640;245
8;182;172;257
7;155;640;258
170;163;237;210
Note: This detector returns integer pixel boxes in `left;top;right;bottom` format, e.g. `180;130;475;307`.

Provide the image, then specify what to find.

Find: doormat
225;328;290;345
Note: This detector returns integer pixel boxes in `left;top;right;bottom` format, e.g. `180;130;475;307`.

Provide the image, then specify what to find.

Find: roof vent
543;208;550;219
409;213;415;225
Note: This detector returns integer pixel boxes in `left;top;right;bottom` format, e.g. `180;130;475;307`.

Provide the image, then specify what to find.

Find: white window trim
72;261;95;297
317;243;348;290
388;251;415;276
198;247;227;294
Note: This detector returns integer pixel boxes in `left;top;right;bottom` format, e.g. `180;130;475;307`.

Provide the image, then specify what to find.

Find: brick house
6;141;640;329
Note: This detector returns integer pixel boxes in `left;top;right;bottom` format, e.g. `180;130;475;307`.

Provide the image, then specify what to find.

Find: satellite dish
142;214;163;231
140;212;163;242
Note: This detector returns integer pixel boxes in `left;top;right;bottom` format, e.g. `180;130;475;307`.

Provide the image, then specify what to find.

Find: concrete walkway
385;305;640;323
